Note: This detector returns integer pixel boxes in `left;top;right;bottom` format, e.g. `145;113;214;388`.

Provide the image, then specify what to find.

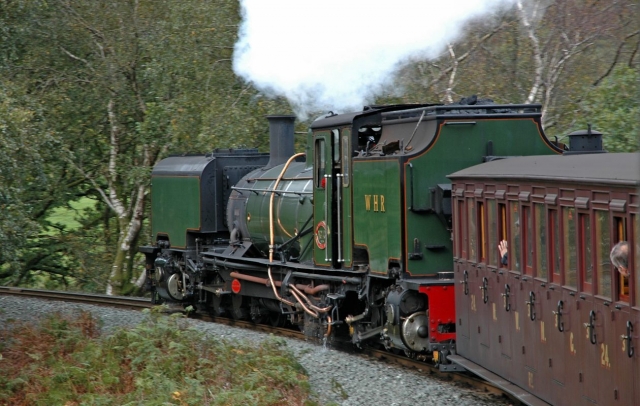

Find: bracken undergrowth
0;308;318;405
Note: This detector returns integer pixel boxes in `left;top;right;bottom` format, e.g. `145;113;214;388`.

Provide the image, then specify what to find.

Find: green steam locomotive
139;98;563;360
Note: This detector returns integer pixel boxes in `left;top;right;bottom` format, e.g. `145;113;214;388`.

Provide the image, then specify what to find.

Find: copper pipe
290;284;332;314
268;266;295;307
229;272;329;296
230;271;282;287
300;284;330;295
269;152;306;263
324;315;332;338
267;153;305;310
290;287;319;318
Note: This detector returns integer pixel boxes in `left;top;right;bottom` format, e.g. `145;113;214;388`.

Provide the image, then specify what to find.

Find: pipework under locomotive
140;99;563;360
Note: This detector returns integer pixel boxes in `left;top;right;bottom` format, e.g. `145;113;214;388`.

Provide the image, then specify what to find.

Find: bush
0;309;315;405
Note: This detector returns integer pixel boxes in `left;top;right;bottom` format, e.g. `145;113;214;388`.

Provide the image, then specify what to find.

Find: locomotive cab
140;98;565;363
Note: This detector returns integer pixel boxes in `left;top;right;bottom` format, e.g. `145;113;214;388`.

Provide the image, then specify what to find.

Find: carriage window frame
633;214;639;307
562;206;577;288
499;203;507;268
614;216;629;303
523;205;533;275
457;198;467;259
550;209;561;284
467;197;477;262
579;212;593;293
478;201;486;263
534;203;548;281
508;201;521;272
487;199;498;267
594;210;611;298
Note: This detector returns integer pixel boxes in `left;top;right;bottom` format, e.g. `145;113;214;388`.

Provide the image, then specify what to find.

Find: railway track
0;286;514;404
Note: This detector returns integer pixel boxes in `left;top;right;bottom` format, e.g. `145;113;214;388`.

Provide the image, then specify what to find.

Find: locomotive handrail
324;174;331;262
231;186;312;196
336;173;343;263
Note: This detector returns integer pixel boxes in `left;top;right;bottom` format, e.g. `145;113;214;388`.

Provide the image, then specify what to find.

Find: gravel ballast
0;295;510;405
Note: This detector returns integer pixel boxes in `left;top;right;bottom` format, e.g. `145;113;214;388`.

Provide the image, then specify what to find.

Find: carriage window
341;132;350;187
595;210;611;298
550;209;561;282
498;203;507;267
563;207;577;288
524;206;533;274
634;214;639;306
614;216;629;302
580;213;593;292
535;203;548;280
487;200;498;266
509;201;521;272
478;202;486;263
458;199;467;259
468;198;477;262
315;139;326;188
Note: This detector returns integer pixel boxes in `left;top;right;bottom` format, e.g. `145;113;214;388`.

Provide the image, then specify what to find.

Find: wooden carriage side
448;153;639;406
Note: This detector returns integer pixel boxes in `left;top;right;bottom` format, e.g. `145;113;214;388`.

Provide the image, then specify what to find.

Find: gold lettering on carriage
364;195;386;212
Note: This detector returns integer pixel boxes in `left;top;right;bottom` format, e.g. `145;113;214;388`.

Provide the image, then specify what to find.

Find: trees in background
0;0;637;294
395;0;639;140
0;0;289;294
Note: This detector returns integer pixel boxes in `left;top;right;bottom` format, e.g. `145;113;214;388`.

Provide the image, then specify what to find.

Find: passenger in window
499;220;519;267
499;240;509;266
610;241;629;277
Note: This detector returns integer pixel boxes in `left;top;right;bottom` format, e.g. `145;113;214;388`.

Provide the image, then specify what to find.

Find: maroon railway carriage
447;152;639;406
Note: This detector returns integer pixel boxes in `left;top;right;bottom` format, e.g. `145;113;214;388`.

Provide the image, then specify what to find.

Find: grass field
46;197;97;231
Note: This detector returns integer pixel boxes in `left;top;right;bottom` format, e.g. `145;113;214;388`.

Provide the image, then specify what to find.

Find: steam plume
234;0;515;118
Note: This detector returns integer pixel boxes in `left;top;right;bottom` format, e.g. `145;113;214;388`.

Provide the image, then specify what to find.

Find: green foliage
0;311;314;405
0;0;636;291
577;66;639;152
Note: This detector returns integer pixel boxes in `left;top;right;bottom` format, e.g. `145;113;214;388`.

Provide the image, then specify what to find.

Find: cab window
315;139;325;188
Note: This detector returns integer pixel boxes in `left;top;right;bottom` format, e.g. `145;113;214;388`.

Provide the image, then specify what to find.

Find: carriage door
313;129;348;268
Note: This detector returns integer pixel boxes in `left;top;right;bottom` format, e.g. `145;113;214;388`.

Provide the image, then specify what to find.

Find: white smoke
233;0;516;118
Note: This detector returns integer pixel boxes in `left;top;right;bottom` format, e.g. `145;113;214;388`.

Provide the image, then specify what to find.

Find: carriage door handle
501;284;510;312
480;277;488;304
525;291;536;321
552;300;564;332
460;270;469;295
583;310;596;345
621;321;634;358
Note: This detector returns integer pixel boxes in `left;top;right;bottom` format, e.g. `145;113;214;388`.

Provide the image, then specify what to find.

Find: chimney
266;115;296;167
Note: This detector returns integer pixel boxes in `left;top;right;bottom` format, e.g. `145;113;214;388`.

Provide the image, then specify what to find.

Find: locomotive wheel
269;312;286;327
230;294;249;320
209;295;226;317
